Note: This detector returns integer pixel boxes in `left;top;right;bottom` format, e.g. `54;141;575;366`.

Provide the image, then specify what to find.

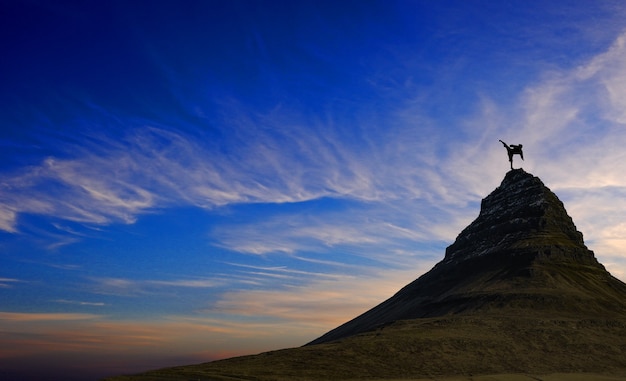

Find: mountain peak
442;168;590;266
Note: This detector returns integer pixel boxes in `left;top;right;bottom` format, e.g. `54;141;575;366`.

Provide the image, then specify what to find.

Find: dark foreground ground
107;373;626;381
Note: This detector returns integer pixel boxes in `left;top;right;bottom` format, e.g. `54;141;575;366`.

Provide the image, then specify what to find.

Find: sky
3;0;626;379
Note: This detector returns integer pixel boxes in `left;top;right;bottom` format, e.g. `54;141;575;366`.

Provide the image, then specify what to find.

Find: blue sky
3;0;626;379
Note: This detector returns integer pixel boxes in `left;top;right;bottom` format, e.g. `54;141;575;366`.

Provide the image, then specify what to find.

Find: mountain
107;169;626;380
308;168;626;344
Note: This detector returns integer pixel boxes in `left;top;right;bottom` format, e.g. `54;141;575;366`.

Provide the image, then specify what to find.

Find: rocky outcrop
443;169;592;265
309;169;626;345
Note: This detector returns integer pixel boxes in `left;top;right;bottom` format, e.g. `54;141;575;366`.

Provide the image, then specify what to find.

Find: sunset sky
3;1;626;379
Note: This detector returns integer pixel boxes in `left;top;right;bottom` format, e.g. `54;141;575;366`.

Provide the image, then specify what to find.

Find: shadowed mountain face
108;170;626;380
308;169;626;345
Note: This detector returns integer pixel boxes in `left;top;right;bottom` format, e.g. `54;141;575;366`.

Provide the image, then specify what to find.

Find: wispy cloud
0;312;100;322
0;116;423;234
209;264;432;331
53;299;106;307
89;276;220;297
0;310;320;363
221;262;357;290
0;277;23;288
0;312;167;359
147;279;218;288
211;200;460;262
0;207;17;233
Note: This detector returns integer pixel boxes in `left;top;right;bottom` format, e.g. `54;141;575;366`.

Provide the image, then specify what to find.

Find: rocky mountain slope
107;169;626;380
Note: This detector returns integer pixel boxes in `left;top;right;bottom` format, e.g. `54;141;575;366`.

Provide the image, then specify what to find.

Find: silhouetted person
499;140;523;170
